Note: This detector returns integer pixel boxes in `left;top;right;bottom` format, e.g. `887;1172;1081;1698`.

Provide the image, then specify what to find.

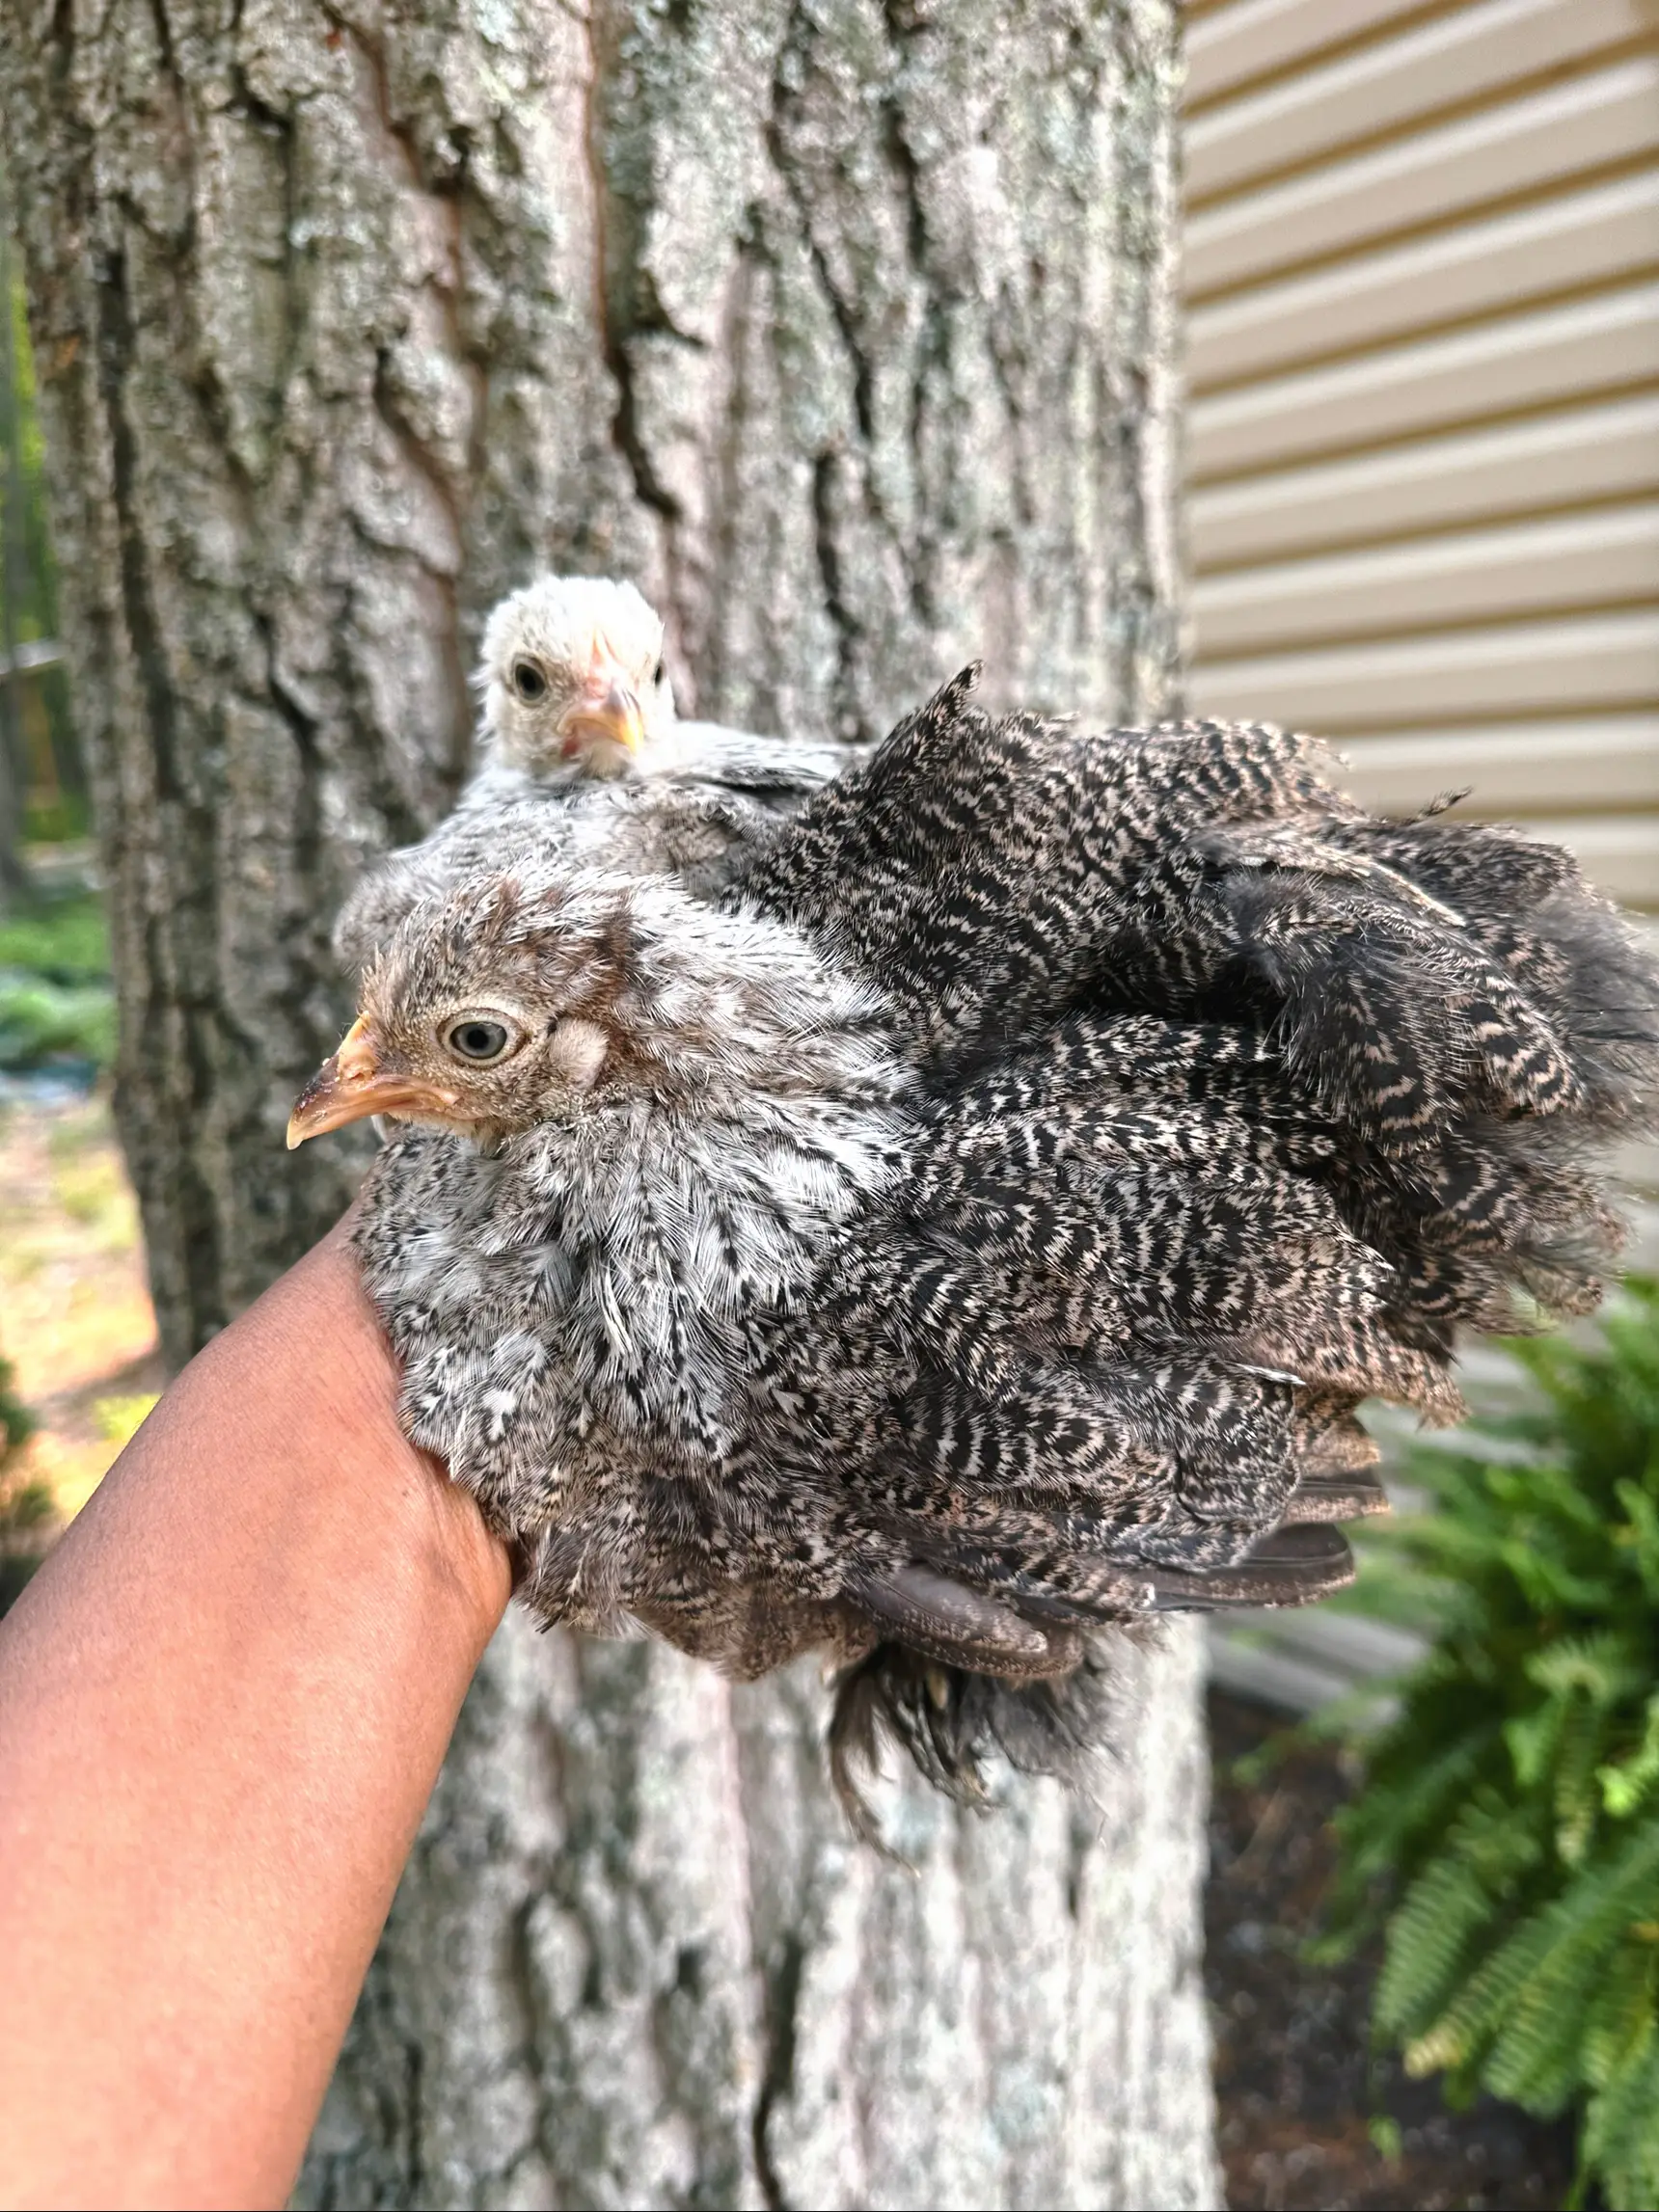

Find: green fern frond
1526;1631;1648;1706
1323;1717;1502;1942
1328;1276;1659;2210
1581;1940;1657;2091
1553;1698;1620;1867
1613;1482;1659;1606
1377;1855;1511;2041
1583;2014;1659;2212
1600;1698;1659;1821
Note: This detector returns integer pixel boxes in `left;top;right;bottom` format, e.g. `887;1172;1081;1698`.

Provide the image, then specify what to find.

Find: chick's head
288;875;634;1147
477;575;675;780
288;863;902;1152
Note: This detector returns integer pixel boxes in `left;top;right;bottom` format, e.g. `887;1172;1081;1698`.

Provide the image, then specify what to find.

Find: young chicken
293;855;1377;1815
293;669;1659;1816
333;576;855;973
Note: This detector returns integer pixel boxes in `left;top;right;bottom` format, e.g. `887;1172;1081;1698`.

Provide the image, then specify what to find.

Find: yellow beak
286;1017;460;1148
558;672;645;761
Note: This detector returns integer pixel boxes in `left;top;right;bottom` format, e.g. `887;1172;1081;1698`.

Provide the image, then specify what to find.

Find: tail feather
827;1637;1123;1841
1146;1522;1355;1610
739;687;1659;1821
1281;1473;1388;1524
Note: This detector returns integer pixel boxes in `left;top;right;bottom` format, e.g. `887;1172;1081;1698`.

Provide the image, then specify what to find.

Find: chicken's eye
651;658;666;688
510;659;549;704
442;1014;520;1066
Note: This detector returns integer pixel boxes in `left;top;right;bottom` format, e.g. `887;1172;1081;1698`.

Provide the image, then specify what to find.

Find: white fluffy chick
334;575;855;974
477;575;675;782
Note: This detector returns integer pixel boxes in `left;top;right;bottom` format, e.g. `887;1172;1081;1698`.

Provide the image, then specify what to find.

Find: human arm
0;1217;510;2211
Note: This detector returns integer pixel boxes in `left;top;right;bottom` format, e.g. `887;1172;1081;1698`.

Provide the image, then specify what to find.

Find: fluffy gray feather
307;665;1659;1819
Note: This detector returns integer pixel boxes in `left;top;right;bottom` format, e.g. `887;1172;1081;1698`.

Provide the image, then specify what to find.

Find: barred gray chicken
334;576;852;973
294;669;1659;1819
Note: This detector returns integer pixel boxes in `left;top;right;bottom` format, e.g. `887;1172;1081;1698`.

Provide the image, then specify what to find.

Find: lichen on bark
0;2;1212;2203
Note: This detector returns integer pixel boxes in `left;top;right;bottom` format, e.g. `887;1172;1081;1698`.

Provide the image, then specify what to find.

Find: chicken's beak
286;1017;460;1148
558;669;645;762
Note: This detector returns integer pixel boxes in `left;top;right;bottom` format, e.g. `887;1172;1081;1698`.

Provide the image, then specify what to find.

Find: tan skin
0;1217;510;2211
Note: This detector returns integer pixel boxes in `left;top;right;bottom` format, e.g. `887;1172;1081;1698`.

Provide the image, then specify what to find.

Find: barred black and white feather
331;667;1659;1820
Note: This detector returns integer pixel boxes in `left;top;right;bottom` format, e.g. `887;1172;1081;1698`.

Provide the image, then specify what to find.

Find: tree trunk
0;3;1213;2203
299;1616;1215;2210
0;217;32;903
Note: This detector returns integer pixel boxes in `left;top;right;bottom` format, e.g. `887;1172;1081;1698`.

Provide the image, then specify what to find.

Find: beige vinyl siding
1188;2;1659;1713
1192;610;1659;727
1191;171;1659;386
1191;392;1659;562
1185;0;1434;112
1191;281;1659;476
1186;55;1659;294
1187;0;1654;199
1333;716;1659;811
1185;0;1659;920
1194;505;1659;649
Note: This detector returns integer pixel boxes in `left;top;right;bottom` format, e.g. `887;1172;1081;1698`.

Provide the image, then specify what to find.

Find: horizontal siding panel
1205;1632;1362;1717
1192;504;1659;652
1187;57;1659;299
1207;1607;1427;1717
1519;817;1659;905
1186;0;1428;111
1611;1138;1659;1196
1187;0;1649;202
1333;717;1659;815
1186;2;1659;947
1189;282;1659;477
1190;169;1659;391
1191;393;1659;567
1189;611;1659;730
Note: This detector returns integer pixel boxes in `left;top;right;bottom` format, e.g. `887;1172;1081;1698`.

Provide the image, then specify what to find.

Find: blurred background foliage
1321;1282;1659;2210
1;255;81;838
1;202;132;1611
0;1348;48;1614
0;219;110;1079
0;893;113;1075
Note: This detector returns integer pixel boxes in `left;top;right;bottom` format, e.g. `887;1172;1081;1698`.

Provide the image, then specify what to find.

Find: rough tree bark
0;2;1213;2203
0;218;32;903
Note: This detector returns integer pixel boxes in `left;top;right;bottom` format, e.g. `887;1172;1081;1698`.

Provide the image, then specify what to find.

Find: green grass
0;892;109;983
0;889;114;1070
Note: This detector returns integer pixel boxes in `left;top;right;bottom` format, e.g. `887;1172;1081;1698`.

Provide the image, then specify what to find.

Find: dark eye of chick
444;1016;516;1065
510;659;549;704
651;659;666;688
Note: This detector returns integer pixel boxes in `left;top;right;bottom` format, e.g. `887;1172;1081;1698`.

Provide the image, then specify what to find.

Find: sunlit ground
0;1093;161;1526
